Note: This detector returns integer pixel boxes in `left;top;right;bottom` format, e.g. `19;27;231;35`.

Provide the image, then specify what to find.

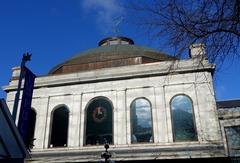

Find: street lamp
101;143;112;163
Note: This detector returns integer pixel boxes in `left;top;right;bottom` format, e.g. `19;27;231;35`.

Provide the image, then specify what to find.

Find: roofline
48;44;173;75
217;99;240;109
4;59;215;92
0;99;30;159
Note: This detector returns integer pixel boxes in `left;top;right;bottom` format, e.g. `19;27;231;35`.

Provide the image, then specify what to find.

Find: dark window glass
49;106;69;147
85;98;113;145
131;98;153;143
26;109;36;149
225;126;240;156
171;95;197;141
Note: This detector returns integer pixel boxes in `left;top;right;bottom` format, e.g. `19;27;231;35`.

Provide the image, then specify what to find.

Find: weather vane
113;16;123;36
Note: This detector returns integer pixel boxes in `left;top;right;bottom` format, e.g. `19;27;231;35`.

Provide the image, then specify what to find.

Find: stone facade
3;37;227;162
218;100;240;160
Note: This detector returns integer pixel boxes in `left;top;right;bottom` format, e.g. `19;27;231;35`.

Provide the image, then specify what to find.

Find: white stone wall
4;60;222;151
218;107;240;156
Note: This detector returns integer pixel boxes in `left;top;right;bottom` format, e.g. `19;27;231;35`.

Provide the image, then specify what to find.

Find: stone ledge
3;59;214;92
218;107;240;119
27;144;225;162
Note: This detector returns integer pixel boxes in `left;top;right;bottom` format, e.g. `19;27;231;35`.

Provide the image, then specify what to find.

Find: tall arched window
49;106;69;147
26;108;36;149
171;95;198;141
85;97;113;145
131;98;153;143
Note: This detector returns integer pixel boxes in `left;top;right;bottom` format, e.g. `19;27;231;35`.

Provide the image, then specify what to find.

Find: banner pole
12;53;31;122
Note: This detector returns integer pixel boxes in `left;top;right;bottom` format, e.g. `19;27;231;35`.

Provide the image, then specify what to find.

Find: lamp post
101;143;112;163
12;53;31;122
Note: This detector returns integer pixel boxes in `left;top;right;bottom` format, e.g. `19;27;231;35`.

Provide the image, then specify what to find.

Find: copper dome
49;37;175;75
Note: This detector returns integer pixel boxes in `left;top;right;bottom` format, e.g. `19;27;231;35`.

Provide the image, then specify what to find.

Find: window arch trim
130;97;154;144
48;104;70;148
130;97;153;110
84;96;114;113
84;96;114;146
170;94;198;142
51;104;70;115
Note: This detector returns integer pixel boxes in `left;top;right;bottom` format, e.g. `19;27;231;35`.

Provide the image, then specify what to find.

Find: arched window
85;97;113;145
170;95;198;141
131;98;153;143
26;108;36;149
49;106;69;147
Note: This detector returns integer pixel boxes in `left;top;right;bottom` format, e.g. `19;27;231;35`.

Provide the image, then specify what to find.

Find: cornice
3;59;215;92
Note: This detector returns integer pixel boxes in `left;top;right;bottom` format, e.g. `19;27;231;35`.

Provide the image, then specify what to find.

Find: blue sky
0;0;239;101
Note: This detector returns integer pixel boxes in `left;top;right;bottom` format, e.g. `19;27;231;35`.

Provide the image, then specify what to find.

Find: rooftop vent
98;36;134;47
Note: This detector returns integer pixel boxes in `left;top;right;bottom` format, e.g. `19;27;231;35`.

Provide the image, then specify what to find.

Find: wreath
92;106;107;123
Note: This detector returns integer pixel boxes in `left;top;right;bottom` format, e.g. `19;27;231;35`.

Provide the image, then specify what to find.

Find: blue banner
17;66;36;147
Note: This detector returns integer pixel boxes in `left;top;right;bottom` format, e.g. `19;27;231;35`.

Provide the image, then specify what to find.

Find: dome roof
49;37;175;75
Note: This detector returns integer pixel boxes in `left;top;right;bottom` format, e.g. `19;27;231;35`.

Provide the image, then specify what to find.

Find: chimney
11;67;21;80
189;43;207;59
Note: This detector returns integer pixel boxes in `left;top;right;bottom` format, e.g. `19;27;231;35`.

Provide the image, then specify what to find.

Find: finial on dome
98;36;134;47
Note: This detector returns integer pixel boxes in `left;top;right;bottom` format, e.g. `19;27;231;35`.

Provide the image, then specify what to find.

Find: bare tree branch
125;0;240;66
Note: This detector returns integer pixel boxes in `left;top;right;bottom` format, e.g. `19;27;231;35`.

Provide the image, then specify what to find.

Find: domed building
4;37;229;162
49;37;174;75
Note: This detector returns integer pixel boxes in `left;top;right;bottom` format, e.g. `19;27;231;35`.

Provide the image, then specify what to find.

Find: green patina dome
49;37;174;75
